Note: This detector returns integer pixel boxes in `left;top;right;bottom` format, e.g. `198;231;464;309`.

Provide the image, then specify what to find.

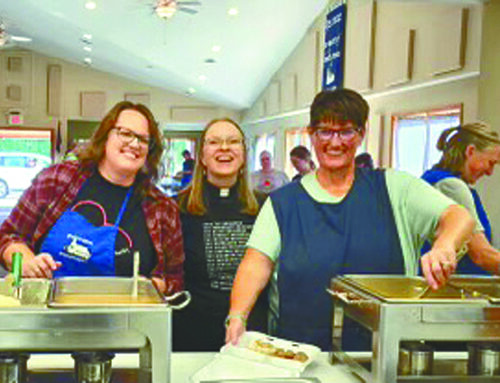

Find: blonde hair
177;118;259;216
436;122;500;173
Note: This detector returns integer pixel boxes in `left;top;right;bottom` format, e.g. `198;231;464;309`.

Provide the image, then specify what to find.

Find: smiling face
99;109;150;185
201;120;245;187
463;145;500;184
310;120;364;173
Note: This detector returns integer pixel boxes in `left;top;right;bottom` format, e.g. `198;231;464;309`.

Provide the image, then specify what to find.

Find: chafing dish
329;275;500;383
0;277;190;383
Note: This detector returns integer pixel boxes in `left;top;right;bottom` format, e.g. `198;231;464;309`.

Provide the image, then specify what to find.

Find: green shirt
247;169;456;319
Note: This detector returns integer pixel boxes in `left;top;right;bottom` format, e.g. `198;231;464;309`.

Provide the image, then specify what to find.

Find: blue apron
40;187;133;277
270;168;404;350
421;167;490;275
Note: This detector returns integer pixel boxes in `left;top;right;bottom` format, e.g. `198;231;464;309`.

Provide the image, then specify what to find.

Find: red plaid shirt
0;161;184;294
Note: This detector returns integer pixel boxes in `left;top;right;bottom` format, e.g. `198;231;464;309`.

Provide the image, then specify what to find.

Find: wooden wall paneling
47;64;62;117
267;81;281;116
344;0;375;91
124;93;150;107
6;84;22;101
385;29;416;87
169;106;218;122
368;0;377;89
80;91;106;119
282;74;298;112
431;7;469;76
7;57;22;72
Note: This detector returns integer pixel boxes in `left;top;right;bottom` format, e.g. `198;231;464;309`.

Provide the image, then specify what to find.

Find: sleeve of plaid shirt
0;162;79;264
145;190;185;295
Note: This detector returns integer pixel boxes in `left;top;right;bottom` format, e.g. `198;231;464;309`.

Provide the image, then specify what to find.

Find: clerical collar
205;179;238;199
220;188;230;197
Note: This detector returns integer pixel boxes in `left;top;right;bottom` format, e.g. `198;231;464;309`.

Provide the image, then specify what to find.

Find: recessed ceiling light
228;8;238;16
187;87;196;94
83;46;92;52
211;45;221;53
83;33;92;40
11;36;32;43
199;75;207;82
85;1;97;10
84;57;92;64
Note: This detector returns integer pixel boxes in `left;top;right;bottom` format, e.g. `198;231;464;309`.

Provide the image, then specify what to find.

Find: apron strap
114;187;133;227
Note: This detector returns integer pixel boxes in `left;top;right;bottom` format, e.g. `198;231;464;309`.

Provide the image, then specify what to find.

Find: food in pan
0;294;21;307
249;339;309;362
53;294;159;305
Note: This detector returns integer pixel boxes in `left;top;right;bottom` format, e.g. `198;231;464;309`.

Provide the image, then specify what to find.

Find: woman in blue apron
0;101;184;295
422;122;500;275
225;89;474;350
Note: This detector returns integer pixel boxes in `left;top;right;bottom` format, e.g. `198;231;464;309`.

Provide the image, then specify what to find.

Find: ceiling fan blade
11;35;32;42
178;7;198;15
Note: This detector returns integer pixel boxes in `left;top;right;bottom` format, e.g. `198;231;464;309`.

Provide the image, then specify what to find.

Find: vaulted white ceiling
0;0;329;110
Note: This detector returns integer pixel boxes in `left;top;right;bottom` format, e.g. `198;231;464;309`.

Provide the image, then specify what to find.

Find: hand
421;246;456;290
225;316;246;346
23;253;62;278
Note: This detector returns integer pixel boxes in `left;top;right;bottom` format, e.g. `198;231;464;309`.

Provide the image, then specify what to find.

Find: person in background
355;152;374;169
174;118;267;351
180;149;195;188
421;122;500;274
289;145;315;181
251;150;289;194
225;88;474;351
0;101;184;295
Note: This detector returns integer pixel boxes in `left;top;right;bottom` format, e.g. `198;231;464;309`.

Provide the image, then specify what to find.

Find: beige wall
476;0;500;247
0;50;240;152
242;0;483;174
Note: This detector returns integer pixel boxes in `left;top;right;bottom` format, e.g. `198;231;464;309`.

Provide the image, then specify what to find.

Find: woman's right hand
225;316;246;346
23;253;62;278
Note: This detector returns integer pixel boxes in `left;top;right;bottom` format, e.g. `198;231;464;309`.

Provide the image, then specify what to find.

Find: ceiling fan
154;0;201;19
0;23;32;49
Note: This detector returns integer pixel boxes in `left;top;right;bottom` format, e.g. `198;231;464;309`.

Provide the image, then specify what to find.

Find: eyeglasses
113;127;151;148
204;137;243;149
313;127;361;142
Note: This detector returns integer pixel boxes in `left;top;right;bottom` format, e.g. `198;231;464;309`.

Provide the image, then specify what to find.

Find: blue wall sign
322;3;346;90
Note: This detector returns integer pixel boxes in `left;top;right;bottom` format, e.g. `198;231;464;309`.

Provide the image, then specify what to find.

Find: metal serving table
329;275;500;383
0;277;189;383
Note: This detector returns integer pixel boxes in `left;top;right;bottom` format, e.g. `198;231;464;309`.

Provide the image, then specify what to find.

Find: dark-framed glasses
113;127;151;148
204;137;244;149
314;127;360;142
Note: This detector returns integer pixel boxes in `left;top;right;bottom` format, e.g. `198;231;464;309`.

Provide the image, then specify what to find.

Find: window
253;133;276;171
0;127;54;224
284;127;313;178
391;105;462;177
159;136;197;196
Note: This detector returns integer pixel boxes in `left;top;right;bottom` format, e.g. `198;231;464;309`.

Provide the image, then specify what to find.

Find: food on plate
249;339;309;362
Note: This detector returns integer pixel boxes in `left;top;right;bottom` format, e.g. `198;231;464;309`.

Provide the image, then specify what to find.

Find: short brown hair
436;122;500;173
78;101;163;193
309;88;369;130
177;118;259;216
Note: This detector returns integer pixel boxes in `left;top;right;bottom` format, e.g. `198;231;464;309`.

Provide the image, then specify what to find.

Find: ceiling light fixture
198;75;207;82
228;8;238;16
83;46;92;52
187;87;196;95
211;45;221;53
83;33;92;41
84;57;92;64
155;0;177;19
85;1;97;10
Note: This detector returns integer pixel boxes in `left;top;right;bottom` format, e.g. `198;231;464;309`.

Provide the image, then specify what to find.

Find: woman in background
289;145;315;181
422;122;500;274
174;118;267;351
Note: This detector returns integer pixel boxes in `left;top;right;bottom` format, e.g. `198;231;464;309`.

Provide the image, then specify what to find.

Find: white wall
0;50;240;151
242;0;483;171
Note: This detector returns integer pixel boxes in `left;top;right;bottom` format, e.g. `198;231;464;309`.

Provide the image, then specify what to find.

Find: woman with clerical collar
174;118;267;351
